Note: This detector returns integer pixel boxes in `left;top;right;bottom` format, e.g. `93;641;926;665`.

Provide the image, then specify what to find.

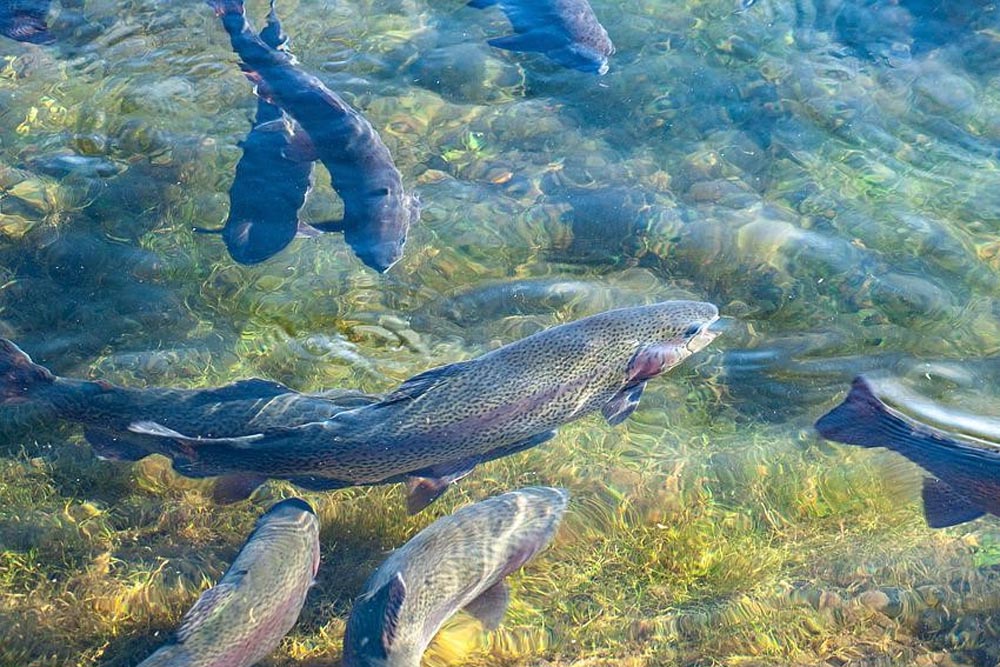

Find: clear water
3;0;1000;665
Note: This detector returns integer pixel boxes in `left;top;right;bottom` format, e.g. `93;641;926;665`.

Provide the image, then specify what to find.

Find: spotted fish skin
0;0;54;44
134;300;719;508
469;0;615;74
137;497;321;667
208;0;419;272
342;487;567;667
816;376;1000;528
0;337;379;457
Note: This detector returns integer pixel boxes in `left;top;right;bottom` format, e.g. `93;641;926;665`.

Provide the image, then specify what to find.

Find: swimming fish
468;0;615;75
0;338;380;502
137;497;320;667
342;486;567;667
815;376;1000;528
128;300;720;512
0;0;54;44
196;0;317;265
208;0;420;272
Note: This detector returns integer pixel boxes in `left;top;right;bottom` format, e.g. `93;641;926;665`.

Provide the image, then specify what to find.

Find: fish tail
206;0;245;17
0;339;55;405
814;376;913;450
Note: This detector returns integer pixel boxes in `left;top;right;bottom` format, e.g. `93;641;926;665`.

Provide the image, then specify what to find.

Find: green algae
3;0;1000;665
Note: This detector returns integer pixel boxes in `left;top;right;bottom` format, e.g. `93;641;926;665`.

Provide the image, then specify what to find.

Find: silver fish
342;486;568;667
129;300;720;511
137;497;320;667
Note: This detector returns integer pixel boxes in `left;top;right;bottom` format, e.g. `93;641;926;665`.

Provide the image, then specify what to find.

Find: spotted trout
0;0;53;43
468;0;615;75
0;338;379;502
816;375;1000;528
137;497;320;667
208;0;420;272
196;0;317;265
342;486;567;667
129;300;720;512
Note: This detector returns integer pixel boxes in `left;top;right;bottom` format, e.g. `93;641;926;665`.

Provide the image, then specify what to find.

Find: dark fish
342;486;567;667
0;0;54;44
137;497;320;667
196;0;317;266
208;0;420;272
0;338;380;502
468;0;615;75
128;300;720;511
815;376;1000;528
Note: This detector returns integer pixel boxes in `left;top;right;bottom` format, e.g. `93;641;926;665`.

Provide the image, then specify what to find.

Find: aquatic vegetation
3;0;1000;666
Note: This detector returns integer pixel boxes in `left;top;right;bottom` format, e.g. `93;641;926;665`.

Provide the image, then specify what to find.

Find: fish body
198;1;316;265
0;0;53;44
469;0;615;74
0;338;379;499
137;497;321;667
208;0;419;272
131;300;719;510
815;376;1000;528
342;486;567;667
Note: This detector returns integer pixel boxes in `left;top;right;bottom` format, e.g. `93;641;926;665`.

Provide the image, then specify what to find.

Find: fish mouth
685;314;724;354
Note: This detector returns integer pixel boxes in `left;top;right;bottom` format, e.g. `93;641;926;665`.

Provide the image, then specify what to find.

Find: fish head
256;497;321;575
349;189;420;273
583;300;721;385
494;487;568;575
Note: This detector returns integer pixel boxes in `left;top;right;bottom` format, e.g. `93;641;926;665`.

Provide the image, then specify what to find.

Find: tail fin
206;0;246;17
814;376;912;450
0;339;55;404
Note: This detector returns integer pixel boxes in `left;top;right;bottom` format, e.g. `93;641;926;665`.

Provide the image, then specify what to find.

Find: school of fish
2;0;996;665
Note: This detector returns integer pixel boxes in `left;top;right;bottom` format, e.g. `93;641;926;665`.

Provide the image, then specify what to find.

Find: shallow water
3;0;1000;665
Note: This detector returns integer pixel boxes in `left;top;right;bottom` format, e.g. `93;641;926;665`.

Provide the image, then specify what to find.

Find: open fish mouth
685;314;724;354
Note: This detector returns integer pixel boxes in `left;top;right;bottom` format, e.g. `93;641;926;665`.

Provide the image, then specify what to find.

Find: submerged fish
342;486;567;667
468;0;615;75
0;338;380;502
815;376;1000;528
208;0;420;272
0;0;53;44
197;0;317;265
137;497;320;667
128;300;720;511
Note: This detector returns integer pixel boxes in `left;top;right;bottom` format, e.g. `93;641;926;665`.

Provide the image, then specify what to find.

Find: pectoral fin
487;33;555;54
601;381;646;426
463;581;510;630
306;219;346;234
282;128;319;163
84;428;151;462
921;477;985;528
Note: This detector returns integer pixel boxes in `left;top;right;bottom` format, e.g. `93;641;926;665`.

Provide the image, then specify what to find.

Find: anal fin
212;474;268;504
921;477;985;528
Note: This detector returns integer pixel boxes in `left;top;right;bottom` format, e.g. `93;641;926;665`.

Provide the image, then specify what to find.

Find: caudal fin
814;376;913;450
0;339;55;405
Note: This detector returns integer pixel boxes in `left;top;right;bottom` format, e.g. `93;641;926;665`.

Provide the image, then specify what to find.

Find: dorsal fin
379;361;471;406
175;580;241;642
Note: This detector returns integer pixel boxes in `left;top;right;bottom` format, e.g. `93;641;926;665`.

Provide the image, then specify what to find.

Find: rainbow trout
816;376;1000;528
196;0;317;265
0;0;53;44
137;497;320;667
342;486;567;667
468;0;615;74
129;300;720;511
0;338;379;501
208;0;420;272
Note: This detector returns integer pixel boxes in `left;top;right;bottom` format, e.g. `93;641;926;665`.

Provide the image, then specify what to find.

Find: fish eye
683;323;701;338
